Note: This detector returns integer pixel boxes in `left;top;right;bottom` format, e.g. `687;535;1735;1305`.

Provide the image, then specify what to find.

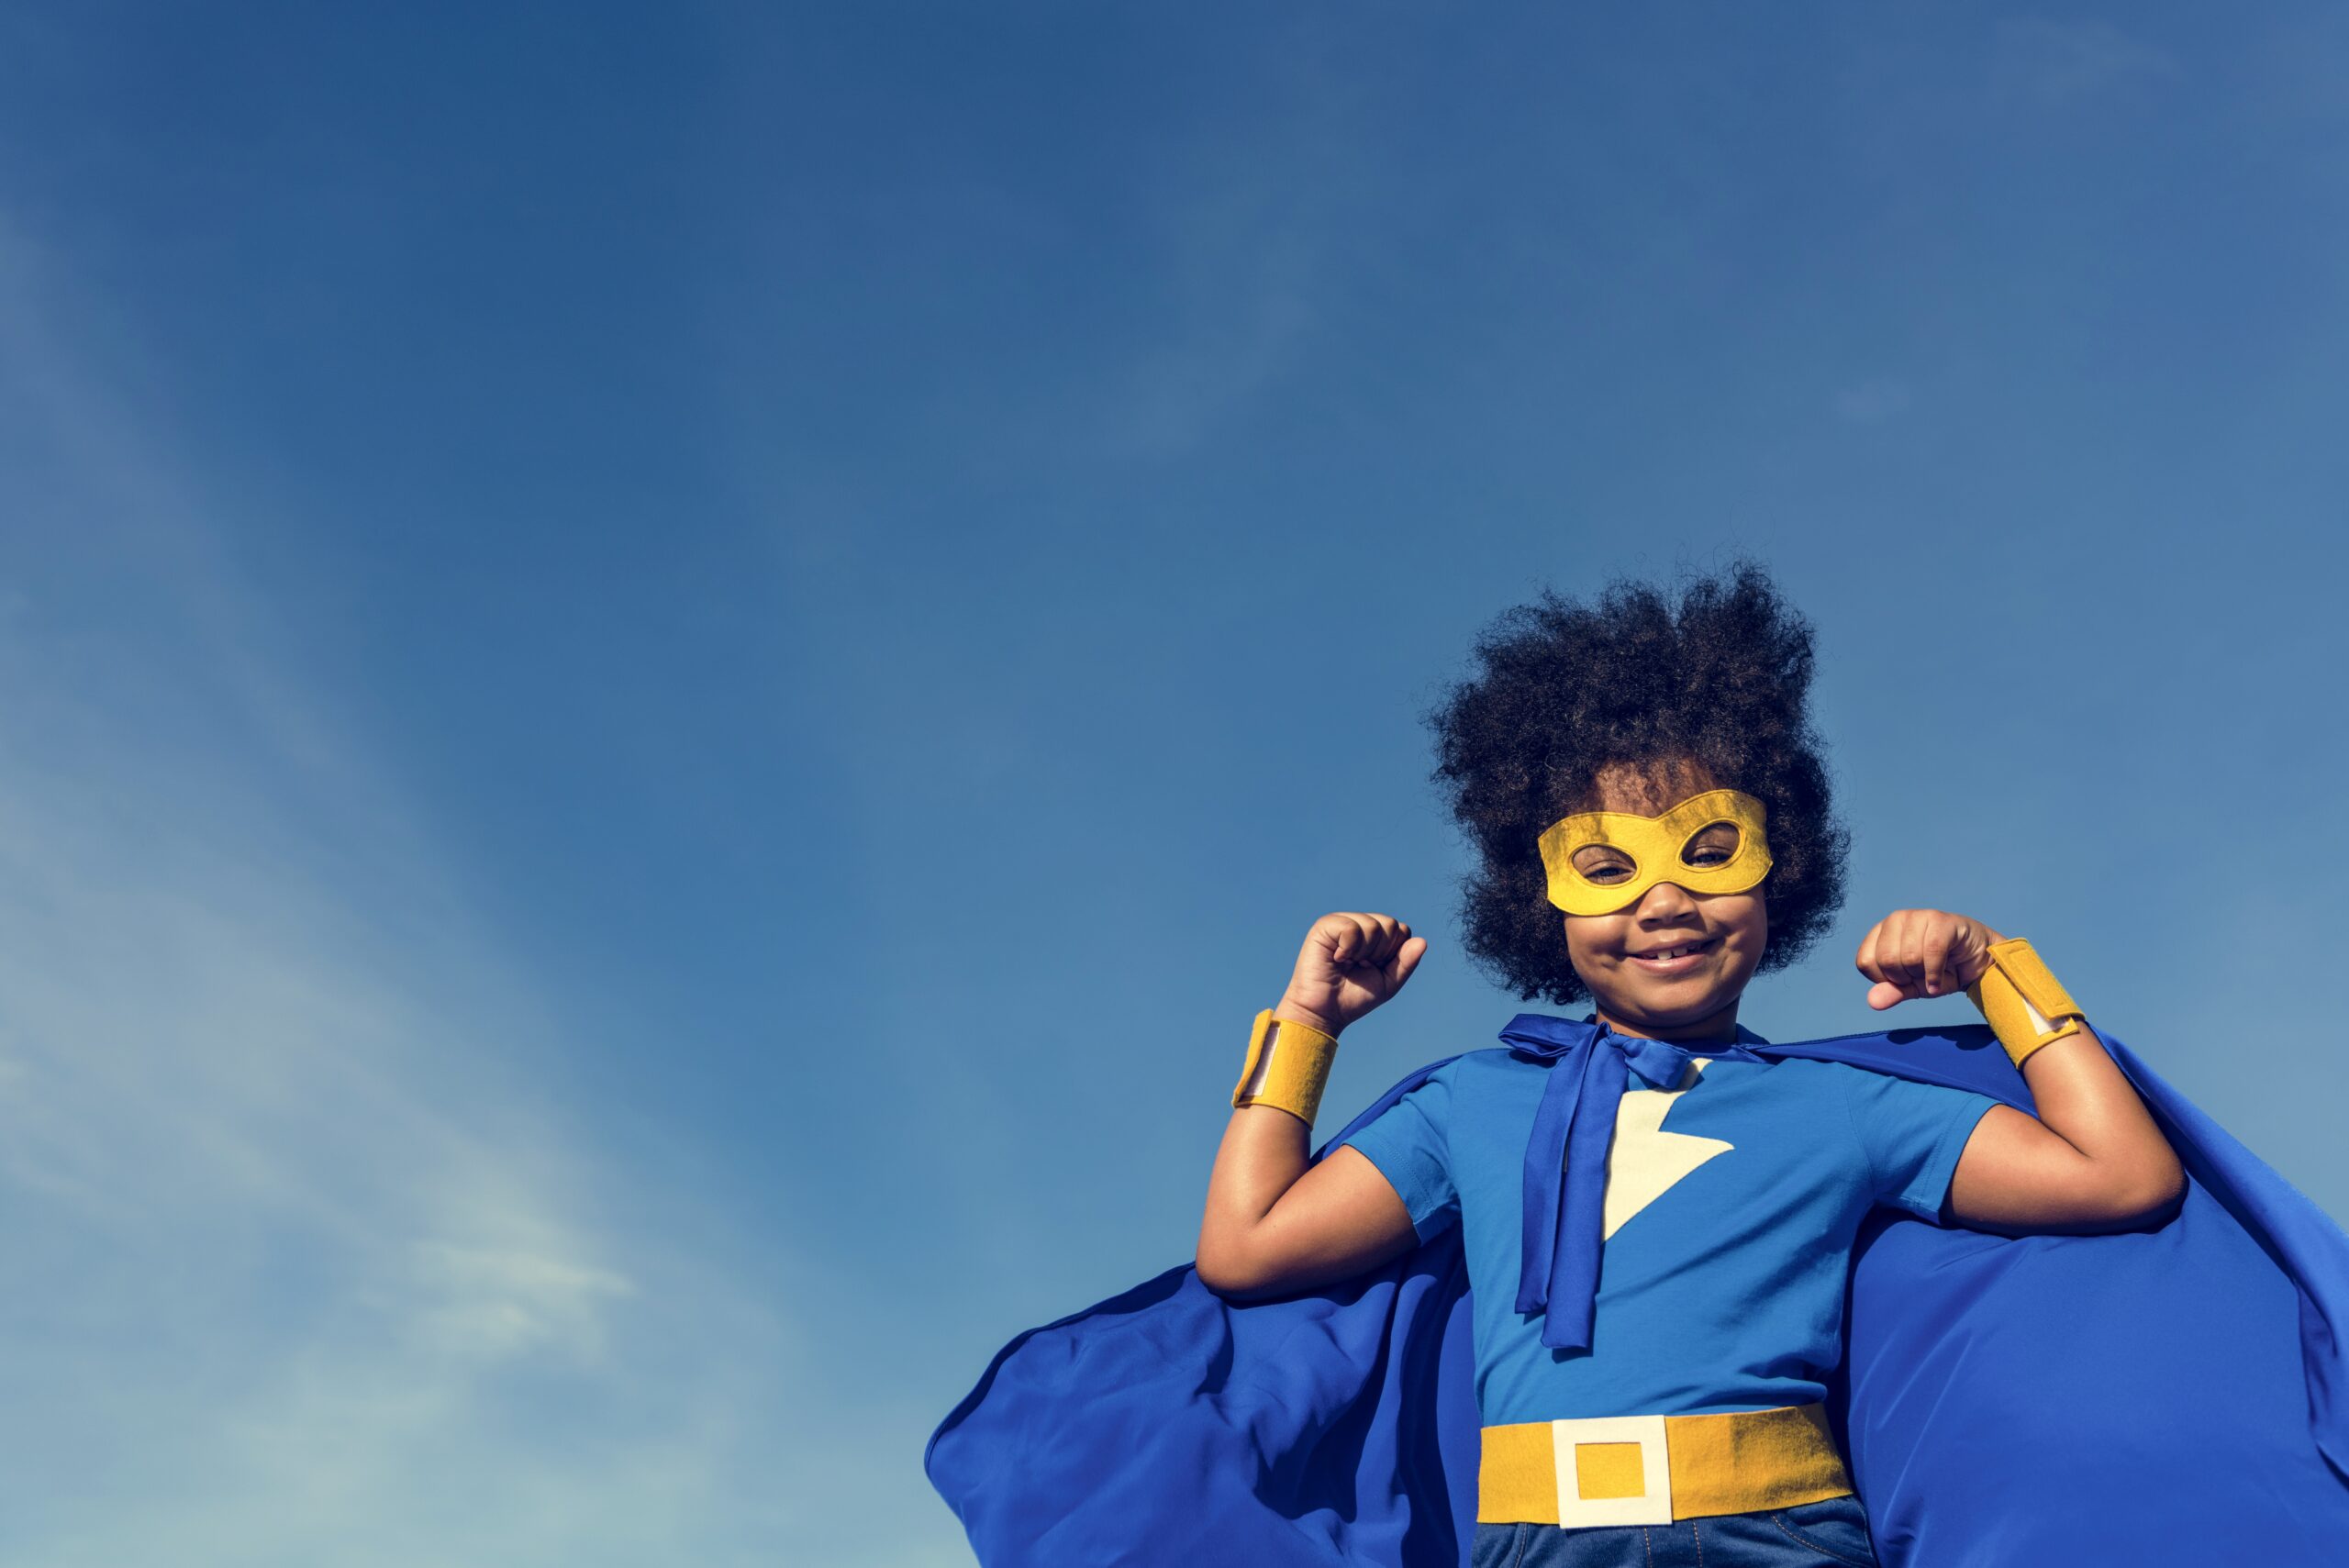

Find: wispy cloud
1833;377;1913;426
0;218;847;1566
1993;17;2181;106
1110;179;1325;458
1101;51;1362;459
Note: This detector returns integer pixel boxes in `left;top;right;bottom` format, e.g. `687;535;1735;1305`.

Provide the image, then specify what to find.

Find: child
929;563;2349;1568
1194;565;2181;1566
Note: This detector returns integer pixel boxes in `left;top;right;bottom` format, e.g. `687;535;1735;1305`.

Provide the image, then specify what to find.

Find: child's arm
1195;913;1427;1299
1857;909;2186;1230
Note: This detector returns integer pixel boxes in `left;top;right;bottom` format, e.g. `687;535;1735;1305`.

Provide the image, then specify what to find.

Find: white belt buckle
1551;1414;1673;1528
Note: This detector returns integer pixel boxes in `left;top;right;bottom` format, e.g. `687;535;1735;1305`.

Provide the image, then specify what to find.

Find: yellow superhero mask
1537;788;1774;916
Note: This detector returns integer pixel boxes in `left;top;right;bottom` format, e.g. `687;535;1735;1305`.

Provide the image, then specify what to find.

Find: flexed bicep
1947;1085;2182;1232
1197;1142;1419;1299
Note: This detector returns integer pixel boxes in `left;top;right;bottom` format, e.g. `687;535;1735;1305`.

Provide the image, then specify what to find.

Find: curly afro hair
1423;562;1848;1006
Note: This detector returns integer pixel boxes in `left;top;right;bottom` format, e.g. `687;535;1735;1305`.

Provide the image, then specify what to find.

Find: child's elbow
1197;1225;1327;1300
1194;1243;1276;1301
1194;1226;1269;1299
2098;1154;2188;1229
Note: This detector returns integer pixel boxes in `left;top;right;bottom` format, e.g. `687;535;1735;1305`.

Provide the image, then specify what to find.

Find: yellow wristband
1965;938;2086;1068
1231;1008;1340;1126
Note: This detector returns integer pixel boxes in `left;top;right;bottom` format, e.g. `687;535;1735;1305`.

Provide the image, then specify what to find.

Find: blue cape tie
1500;1013;1760;1351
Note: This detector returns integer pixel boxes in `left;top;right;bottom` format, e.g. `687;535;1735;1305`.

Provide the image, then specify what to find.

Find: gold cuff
1965;938;2086;1068
1230;1008;1340;1125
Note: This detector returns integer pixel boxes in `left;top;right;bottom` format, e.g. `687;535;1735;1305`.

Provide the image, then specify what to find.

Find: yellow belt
1479;1403;1852;1528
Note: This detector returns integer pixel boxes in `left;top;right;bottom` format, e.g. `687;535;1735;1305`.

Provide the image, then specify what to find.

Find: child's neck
1596;997;1742;1046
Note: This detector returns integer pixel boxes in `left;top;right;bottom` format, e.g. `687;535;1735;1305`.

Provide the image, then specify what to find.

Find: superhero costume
927;1018;2349;1565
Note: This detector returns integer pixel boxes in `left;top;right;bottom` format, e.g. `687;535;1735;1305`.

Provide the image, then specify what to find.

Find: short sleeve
1842;1066;1999;1223
1337;1066;1461;1241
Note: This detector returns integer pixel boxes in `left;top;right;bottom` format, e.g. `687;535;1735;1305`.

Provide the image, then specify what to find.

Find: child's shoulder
1407;1045;1865;1081
1383;1046;1520;1095
1358;1047;1531;1113
1732;1051;1904;1092
1380;1042;1930;1098
1735;1049;1996;1122
1439;1045;1559;1089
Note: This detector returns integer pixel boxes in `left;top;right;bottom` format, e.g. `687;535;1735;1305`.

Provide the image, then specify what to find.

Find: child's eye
1680;826;1742;868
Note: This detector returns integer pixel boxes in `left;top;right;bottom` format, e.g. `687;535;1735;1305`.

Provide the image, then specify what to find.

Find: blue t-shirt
1339;1043;1998;1424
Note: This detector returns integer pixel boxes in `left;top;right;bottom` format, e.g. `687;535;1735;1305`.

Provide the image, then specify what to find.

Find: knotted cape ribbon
1501;1014;1760;1352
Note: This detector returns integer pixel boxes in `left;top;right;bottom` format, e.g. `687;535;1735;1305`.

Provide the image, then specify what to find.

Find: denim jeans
1468;1494;1879;1568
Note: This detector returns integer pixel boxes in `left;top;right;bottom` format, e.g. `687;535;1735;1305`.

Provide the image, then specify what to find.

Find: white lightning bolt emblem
1600;1060;1735;1240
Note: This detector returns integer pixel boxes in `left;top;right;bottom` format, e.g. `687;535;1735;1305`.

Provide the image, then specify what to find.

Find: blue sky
2;5;2345;1563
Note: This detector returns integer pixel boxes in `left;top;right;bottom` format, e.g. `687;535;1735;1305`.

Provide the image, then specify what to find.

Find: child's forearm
1948;1020;2186;1229
2015;1025;2183;1207
1198;1112;1311;1275
1859;911;2188;1229
1195;917;1427;1296
1197;1086;1419;1298
1196;1006;1332;1294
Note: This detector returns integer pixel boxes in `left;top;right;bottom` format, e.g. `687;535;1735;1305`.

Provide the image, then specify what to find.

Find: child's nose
1631;879;1700;920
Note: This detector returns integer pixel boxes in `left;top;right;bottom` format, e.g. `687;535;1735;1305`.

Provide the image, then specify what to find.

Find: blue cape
927;1024;2349;1564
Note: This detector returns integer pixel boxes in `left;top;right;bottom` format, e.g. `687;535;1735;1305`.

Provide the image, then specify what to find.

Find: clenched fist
1855;908;2008;1010
1276;912;1429;1037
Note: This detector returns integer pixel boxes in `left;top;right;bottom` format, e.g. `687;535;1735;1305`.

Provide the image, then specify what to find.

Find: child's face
1560;760;1768;1041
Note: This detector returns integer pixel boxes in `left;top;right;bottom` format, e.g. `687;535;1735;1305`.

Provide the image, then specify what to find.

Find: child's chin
1618;976;1736;1019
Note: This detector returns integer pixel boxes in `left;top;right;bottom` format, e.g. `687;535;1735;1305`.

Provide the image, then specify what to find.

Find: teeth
1640;944;1701;961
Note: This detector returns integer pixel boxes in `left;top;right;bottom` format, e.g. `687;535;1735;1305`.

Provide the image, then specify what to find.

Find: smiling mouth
1625;935;1719;973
